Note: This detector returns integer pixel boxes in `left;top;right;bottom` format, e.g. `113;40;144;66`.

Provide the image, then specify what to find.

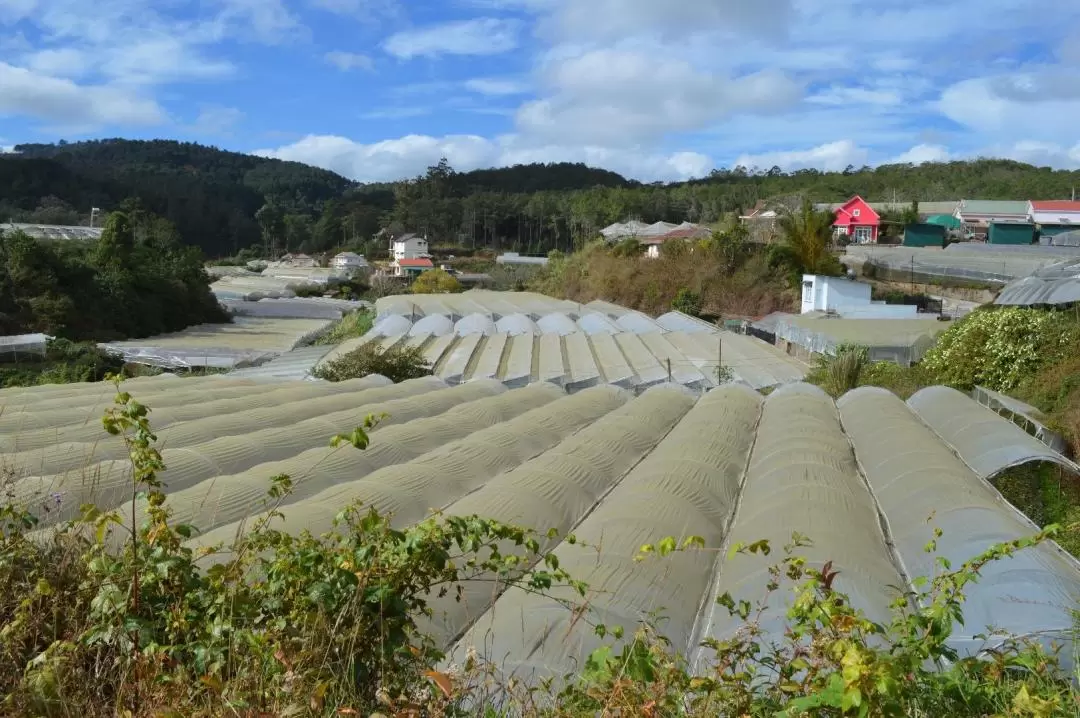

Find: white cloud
807;86;902;107
24;48;87;78
383;18;520;59
324;51;374;71
255;133;715;183
464;77;530;96
734;140;870;172
539;0;794;42
308;0;400;20
939;74;1080;145
890;144;951;165
0;61;165;127
192;105;244;134
516;50;801;144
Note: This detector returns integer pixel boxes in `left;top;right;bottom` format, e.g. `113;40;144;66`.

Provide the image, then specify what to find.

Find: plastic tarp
92;381;511;547
452;384;761;684
188;384;623;561
576;312;622;335
655;311;716;334
639;332;709;389
0;374;395;457
536;313;579;336
468;333;508;381
423;334;456;369
228;345;334;380
423;385;695;648
373;314;413;336
839;388;1080;665
410;314;455;337
906;386;1080;478
440;333;483;384
588;332;633;388
494;313;540;336
696;384;906;666
455;313;497;336
0;333;48;357
666;331;807;389
563;331;601;392
12;375;426;526
615;311;665;334
584;299;631;318
375;291;581;322
501;334;534;388
614;332;667;388
403;333;431;350
995;258;1080;306
537;333;566;385
221;299;345;321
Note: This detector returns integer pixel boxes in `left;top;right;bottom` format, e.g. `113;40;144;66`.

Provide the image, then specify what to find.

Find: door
854;226;873;244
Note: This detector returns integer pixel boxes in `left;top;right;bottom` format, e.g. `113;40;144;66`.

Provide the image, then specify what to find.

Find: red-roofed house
1029;200;1080;231
832;195;880;244
391;257;434;277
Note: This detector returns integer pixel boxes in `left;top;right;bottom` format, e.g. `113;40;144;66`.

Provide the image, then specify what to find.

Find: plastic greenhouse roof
7;375;1079;682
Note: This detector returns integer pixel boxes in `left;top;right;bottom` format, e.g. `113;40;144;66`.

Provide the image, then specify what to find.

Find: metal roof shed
903;223;946;248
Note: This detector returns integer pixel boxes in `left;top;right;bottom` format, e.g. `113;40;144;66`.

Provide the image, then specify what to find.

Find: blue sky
1;0;1079;182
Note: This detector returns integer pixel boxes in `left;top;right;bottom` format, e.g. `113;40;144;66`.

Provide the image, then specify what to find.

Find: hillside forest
6;139;1080;259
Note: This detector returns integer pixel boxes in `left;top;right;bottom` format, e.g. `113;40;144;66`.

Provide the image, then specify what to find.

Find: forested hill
4;138;1080;259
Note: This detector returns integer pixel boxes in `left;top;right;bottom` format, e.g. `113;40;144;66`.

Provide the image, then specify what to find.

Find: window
802;280;814;303
854;226;872;243
852;208;861;217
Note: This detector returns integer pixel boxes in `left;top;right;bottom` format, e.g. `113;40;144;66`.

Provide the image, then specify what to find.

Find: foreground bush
1;380;1075;717
921;307;1080;392
313;342;431;383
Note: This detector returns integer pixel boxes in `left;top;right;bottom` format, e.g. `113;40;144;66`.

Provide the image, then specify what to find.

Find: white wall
836;304;918;318
1030;210;1080;227
391;237;429;260
801;274;873;314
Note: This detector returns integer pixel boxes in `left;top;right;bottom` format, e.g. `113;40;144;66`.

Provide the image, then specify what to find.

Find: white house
331;251;369;271
801;274;917;318
1028;201;1080;228
390;233;429;261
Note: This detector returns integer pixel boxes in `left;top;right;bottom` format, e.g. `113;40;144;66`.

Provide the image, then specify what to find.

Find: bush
313;310;374;346
806;343;869;397
921;307;1080;392
313;342;432;383
671;287;703;317
0;338;126;388
410;269;462;294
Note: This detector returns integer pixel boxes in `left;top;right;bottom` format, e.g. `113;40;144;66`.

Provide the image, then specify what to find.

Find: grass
1;377;1078;717
995;462;1080;558
312;309;374;346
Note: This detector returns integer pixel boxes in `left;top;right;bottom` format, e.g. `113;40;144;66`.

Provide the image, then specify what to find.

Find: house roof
1030;200;1080;213
334;251;363;259
394;233;422;242
958;200;1030;216
397;258;434;268
835;195;879;220
648;226;713;243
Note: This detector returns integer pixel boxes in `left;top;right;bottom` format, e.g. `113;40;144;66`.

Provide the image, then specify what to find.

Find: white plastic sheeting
468;334;508;381
655;311;716;334
423;334;456;369
455;313;497;336
577;312;621;335
0;333;48;358
589;332;633;388
907;386;1080;478
665;331;808;389
616;311;665;334
373;314;413;336
375;291;581;321
441;333;483;384
536;313;579;336
495;313;540;336
221;299;346;320
563;331;601;391
537;333;566;385
410;314;455;337
838;387;1080;663
189;384;623;560
697;383;906;664
423;385;697;647
228;345;334;380
639;332;709;389
453;384;761;684
995;258;1080;306
501;334;534;388
614;332;667;388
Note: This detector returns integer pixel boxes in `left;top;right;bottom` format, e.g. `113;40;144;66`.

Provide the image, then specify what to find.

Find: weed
313;342;432;384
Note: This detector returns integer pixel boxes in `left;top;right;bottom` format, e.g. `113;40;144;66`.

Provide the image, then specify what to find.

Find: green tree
410;269;463;294
776;199;842;276
672;287;703;317
93;211;135;267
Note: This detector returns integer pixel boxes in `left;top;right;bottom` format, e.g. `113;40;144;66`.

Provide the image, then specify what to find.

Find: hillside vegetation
0;207;225;342
0;378;1075;717
6;140;1080;260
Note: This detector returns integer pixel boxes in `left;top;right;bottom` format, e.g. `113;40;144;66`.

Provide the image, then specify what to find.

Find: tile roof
1030;200;1080;212
397;258;434;268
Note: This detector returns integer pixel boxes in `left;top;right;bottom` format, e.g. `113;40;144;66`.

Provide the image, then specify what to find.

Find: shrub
313;310;374;346
411;269;462;294
313;342;432;383
921;307;1080;391
671;287;703;317
807;343;869;397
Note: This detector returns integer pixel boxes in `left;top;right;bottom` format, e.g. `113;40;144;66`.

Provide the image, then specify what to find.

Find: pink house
832;195;880;244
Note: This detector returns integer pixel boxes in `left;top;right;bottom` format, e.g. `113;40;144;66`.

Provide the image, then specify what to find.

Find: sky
1;0;1080;183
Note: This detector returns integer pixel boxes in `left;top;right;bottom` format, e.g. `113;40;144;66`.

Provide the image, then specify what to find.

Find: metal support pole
667;358;672;383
